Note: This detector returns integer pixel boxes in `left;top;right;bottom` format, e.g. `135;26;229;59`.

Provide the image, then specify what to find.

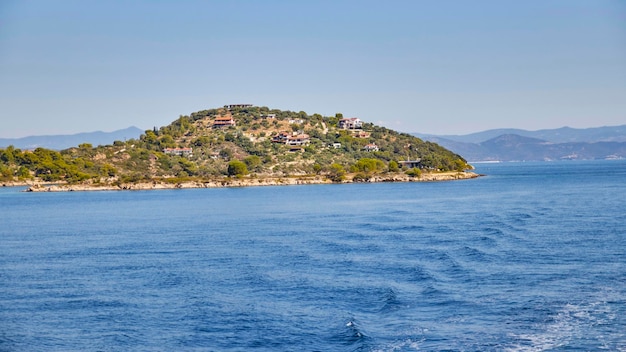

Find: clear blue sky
1;0;625;138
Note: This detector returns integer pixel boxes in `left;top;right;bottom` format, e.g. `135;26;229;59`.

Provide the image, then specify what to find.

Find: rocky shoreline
3;171;481;192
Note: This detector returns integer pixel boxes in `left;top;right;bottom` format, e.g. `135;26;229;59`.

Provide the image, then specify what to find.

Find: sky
1;0;625;138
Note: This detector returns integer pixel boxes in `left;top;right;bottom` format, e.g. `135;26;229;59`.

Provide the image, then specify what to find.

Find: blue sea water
1;160;625;351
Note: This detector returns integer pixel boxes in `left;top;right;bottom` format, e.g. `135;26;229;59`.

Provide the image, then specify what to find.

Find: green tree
328;163;345;182
351;158;385;173
406;167;422;178
159;135;175;148
454;158;468;171
100;163;117;177
143;130;158;144
0;164;12;180
0;146;17;163
227;160;248;177
388;160;399;172
17;166;32;180
243;155;262;171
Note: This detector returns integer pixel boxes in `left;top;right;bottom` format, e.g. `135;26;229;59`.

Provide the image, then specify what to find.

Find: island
0;105;479;192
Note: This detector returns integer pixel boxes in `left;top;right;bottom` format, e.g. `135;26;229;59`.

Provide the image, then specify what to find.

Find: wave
378;287;402;313
505;294;626;351
458;245;492;263
328;318;370;351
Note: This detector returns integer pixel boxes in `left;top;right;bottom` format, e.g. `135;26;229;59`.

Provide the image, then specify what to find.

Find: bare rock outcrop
23;172;479;192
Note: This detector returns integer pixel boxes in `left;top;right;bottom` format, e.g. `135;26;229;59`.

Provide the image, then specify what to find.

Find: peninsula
1;105;478;192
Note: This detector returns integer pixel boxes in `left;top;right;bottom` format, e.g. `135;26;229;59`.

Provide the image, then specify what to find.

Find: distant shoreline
2;171;481;192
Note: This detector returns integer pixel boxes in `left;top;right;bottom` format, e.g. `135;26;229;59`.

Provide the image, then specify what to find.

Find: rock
20;172;480;192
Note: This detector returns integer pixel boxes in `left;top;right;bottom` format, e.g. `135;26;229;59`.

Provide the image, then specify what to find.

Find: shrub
227;160;248;177
406;167;422;178
388;160;399;172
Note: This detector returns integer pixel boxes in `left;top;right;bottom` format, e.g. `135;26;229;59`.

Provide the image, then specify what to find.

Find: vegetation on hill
1;106;470;185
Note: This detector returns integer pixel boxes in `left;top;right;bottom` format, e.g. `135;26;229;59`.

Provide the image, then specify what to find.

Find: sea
1;160;625;351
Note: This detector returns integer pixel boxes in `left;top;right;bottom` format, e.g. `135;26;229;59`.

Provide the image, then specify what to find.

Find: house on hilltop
213;116;236;128
224;104;253;110
338;117;362;130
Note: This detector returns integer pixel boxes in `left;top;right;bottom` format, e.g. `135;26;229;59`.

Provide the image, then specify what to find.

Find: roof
164;147;192;151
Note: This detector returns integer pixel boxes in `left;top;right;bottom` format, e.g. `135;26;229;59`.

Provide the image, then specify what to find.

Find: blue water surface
1;160;625;351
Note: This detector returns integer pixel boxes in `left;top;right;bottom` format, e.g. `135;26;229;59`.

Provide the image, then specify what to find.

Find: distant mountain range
413;125;626;162
4;124;626;162
0;126;144;150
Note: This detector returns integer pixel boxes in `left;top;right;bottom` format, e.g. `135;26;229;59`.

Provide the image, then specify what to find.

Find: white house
362;143;379;152
272;132;310;146
163;147;193;157
288;118;305;124
338;117;363;130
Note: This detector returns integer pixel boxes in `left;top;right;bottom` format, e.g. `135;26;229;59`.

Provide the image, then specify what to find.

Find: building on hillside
224;104;253;110
288;118;304;124
272;132;310;146
286;134;310;146
272;132;290;143
362;143;379;152
213;116;236;128
262;114;276;119
163;147;193;157
352;130;370;138
399;159;422;169
338;117;363;130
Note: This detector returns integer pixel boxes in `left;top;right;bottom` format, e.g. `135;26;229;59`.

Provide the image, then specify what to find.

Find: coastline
4;171;481;192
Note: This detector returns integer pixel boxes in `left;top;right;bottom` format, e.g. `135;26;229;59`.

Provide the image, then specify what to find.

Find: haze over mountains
0;127;144;150
414;125;626;162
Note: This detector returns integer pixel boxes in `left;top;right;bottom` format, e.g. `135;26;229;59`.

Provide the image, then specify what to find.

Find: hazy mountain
0;126;144;150
414;125;626;144
414;125;626;161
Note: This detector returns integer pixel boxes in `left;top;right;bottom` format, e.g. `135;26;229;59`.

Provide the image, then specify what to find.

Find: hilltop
1;105;476;190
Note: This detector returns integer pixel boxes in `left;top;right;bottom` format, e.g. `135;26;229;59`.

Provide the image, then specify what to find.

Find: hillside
1;106;474;188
